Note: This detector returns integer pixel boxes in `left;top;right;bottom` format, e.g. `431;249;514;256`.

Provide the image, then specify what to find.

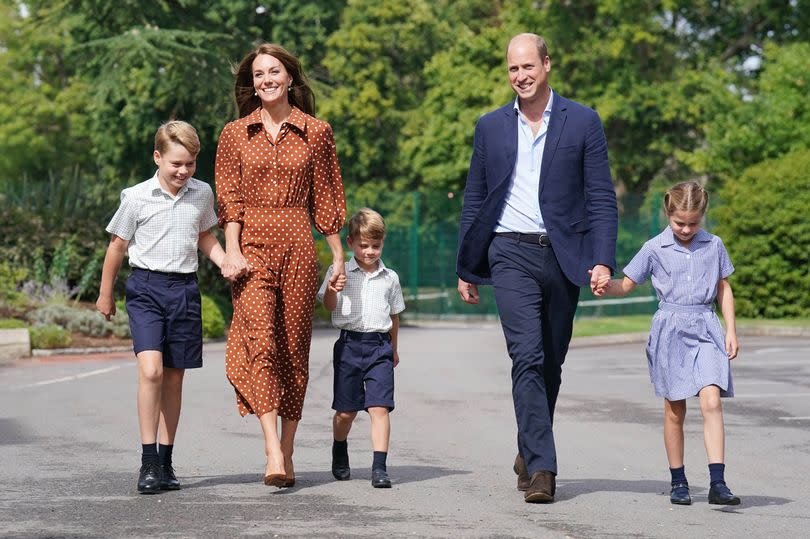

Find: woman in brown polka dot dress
215;44;346;487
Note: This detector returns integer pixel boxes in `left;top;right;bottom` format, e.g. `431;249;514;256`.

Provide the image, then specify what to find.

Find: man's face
507;38;551;105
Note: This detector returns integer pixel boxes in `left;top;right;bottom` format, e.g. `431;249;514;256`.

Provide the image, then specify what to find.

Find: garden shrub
0;263;28;310
202;295;225;339
0;318;27;329
714;149;810;318
30;324;73;349
26;303;130;338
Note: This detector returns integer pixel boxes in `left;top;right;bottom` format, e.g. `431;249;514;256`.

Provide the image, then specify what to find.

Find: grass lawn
572;315;810;338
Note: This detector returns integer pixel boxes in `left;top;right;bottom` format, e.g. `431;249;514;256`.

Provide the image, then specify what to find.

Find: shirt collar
346;256;387;277
148;172;194;197
661;226;711;248
513;88;554;118
245;105;308;134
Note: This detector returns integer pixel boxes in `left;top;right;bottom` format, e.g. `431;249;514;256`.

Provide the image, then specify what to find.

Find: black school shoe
708;482;741;505
160;464;181;490
669;482;692;505
137;462;161;494
371;469;391;488
332;455;351;481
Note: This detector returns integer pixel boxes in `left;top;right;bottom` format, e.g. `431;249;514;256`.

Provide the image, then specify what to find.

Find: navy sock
670;466;687;486
708;463;725;486
142;443;158;464
333;440;348;463
158;444;173;466
372;451;387;472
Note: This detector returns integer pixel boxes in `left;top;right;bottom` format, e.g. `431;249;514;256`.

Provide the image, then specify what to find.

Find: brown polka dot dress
215;106;346;420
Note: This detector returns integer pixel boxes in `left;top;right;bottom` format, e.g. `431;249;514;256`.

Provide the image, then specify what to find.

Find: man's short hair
507;33;549;60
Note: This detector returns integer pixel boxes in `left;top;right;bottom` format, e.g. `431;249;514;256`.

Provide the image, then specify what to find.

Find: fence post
410;191;420;303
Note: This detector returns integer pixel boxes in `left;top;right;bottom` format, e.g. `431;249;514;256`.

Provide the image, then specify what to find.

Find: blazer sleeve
582;111;618;272
458;119;488;254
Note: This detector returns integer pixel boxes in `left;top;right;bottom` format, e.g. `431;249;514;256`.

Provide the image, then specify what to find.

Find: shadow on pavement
182;464;470;492
556;478;670;501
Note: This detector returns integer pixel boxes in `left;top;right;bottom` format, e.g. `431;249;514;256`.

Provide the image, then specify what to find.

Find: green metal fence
332;190;666;320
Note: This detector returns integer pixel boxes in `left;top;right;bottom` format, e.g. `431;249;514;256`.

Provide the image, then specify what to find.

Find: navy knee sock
372;451;387;472
670;466;687;486
158;444;173;466
708;463;725;486
142;443;158;465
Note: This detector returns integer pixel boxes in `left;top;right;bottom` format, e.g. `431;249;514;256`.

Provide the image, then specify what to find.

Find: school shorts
332;329;395;412
125;268;203;369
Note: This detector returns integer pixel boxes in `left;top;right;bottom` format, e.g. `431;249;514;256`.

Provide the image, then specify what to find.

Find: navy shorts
125;268;203;369
332;330;395;412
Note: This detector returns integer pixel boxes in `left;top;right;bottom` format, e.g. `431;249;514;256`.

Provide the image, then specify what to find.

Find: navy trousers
488;235;580;475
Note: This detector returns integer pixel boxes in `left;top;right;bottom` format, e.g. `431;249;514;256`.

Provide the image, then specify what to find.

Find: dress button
687;275;691;280
686;255;691;259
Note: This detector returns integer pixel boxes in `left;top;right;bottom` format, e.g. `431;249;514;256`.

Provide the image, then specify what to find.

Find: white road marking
778;416;810;421
20;365;128;389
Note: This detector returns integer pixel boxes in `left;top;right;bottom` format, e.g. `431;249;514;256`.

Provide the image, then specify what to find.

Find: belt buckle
538;234;550;247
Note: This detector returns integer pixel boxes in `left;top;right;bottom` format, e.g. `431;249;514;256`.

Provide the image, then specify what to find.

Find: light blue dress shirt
494;90;554;234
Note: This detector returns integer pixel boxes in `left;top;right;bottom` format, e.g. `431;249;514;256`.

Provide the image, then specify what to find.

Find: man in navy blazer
457;33;617;503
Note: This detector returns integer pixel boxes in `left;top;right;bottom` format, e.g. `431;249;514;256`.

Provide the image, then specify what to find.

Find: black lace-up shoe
670;482;692;505
137;462;161;494
371;469;391;488
332;456;351;481
160;464;181;490
708;482;741;505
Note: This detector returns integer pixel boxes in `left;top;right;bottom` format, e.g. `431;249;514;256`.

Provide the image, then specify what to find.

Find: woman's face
252;53;293;108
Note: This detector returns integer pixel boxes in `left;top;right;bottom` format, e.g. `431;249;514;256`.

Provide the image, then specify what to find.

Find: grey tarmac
1;327;808;538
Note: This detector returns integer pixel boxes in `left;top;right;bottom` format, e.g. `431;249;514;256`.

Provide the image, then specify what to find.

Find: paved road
1;327;808;538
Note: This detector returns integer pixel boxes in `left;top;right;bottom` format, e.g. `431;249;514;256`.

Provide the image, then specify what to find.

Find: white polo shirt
106;173;218;273
317;257;406;332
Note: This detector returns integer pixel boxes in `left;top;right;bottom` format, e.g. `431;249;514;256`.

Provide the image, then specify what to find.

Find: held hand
457;278;479;304
328;273;347;293
329;258;346;289
588;269;611;296
221;251;249;282
96;296;116;321
589;264;611;295
726;332;739;360
393;350;400;368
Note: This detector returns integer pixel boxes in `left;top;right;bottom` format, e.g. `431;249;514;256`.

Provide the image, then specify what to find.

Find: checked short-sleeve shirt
318;257;406;333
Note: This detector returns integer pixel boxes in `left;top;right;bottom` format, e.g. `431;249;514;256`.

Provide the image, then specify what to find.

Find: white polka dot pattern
215;106;346;420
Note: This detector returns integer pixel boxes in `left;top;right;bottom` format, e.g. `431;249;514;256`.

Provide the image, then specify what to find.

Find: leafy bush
714;149;810;318
0;263;28;310
201;295;225;339
0;318;27;329
26;303;130;338
30;324;73;349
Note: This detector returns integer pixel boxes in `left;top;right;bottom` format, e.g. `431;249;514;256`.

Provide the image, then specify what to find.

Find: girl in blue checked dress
593;181;741;506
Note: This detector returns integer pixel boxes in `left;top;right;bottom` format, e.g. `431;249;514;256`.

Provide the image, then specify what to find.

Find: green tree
714;149;810;318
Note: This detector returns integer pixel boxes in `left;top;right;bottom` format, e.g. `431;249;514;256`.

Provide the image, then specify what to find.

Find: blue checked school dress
623;227;735;401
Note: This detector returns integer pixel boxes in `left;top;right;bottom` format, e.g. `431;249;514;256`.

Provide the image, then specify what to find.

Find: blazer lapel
539;96;567;193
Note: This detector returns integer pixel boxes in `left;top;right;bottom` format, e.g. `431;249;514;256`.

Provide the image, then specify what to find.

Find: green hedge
715;149;810;318
201;295;225;339
30;325;73;349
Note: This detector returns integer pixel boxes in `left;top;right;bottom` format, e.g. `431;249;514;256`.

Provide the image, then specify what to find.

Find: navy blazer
456;94;618;288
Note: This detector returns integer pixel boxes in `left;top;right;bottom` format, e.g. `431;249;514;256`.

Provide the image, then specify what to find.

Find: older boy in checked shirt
96;121;226;494
318;208;406;488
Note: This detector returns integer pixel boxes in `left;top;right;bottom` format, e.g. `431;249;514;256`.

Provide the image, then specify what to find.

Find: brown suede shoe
524;471;555;503
513;454;530;491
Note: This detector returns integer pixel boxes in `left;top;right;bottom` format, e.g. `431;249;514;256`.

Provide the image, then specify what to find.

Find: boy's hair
664;181;709;215
154;120;200;157
347;208;386;241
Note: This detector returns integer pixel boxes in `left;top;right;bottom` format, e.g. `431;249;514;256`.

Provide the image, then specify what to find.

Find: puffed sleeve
215;122;244;227
717;237;734;279
623;241;653;284
309;123;346;235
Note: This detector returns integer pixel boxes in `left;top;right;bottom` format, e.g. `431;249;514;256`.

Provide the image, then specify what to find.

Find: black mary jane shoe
160;463;181;490
371;469;392;488
670;482;692;505
137;462;161;494
708;482;741;505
